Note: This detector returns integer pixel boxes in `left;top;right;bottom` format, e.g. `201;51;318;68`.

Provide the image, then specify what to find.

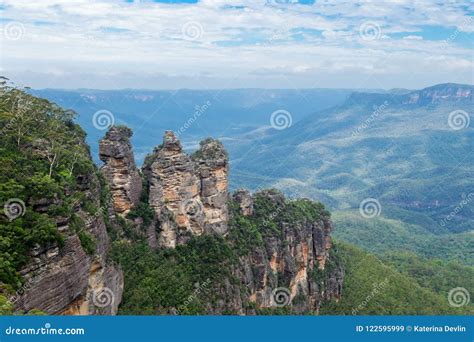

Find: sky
0;0;473;90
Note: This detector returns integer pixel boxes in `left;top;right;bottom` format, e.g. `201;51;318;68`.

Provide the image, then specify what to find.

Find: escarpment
11;143;124;316
228;189;343;314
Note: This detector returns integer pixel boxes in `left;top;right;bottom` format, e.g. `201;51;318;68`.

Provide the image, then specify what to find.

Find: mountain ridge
226;83;473;235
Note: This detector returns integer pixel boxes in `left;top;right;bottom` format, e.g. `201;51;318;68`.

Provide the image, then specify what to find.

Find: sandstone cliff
138;131;343;314
220;189;343;314
99;126;142;215
144;131;228;248
12;151;123;315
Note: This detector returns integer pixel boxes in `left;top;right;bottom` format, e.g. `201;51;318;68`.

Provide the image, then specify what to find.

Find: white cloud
403;35;423;40
0;0;472;89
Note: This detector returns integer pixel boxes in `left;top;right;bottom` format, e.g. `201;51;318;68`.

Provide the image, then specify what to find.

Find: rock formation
10;126;342;316
99;126;142;215
233;189;254;216
141;131;342;313
226;190;342;314
12;161;123;315
145;131;229;248
403;83;473;105
193;138;229;235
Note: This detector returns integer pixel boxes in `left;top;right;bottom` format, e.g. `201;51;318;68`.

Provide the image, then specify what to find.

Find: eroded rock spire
145;131;229;248
99;125;142;215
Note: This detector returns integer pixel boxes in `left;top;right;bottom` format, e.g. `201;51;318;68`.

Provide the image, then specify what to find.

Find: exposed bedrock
99;126;142;215
145;131;229;248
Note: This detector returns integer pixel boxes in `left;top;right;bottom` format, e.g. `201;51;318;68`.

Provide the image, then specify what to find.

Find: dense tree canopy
0;81;95;288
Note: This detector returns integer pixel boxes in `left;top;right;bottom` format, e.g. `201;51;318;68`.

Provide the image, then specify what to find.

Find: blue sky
0;0;472;89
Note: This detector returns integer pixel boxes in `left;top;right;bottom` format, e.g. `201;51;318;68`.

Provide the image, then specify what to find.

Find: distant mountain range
225;83;473;235
30;88;357;163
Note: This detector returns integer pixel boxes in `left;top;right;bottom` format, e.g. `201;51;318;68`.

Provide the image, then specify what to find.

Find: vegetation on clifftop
0;83;95;288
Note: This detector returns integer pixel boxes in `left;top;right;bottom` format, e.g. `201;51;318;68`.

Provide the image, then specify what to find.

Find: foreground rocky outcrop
12;154;123;315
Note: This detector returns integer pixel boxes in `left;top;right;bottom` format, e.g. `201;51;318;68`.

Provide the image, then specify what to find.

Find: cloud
0;0;472;89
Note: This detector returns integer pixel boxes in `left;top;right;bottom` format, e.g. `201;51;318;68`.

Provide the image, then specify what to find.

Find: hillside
0;82;123;315
381;252;474;299
332;211;473;266
320;243;472;315
225;83;473;234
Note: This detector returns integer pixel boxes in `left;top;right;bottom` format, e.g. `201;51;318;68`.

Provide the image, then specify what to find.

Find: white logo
448;110;470;130
182;21;203;40
183;199;204;217
359;198;381;218
359;21;382;41
92;110;115;130
271;287;291;307
92;287;115;308
270;109;292;130
448;287;470;307
4;198;26;221
3;22;25;41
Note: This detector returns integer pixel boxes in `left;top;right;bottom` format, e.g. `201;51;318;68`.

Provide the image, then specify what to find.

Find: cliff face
403;83;473;105
225;190;343;314
145;131;228;248
12;153;123;315
99;126;142;215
